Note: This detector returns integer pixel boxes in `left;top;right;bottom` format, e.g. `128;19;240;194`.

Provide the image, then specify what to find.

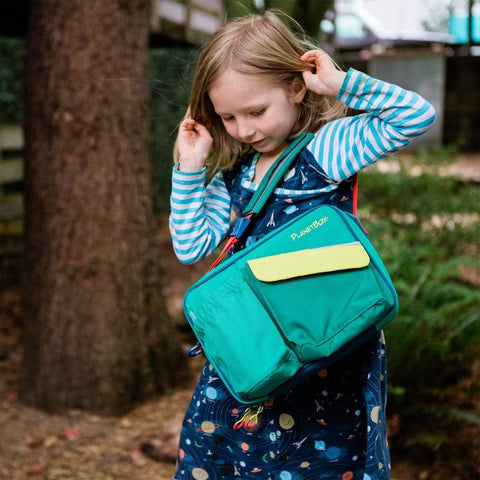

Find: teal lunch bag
183;134;399;404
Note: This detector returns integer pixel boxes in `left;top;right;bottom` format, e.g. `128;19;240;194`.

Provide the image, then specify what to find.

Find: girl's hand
301;50;347;98
177;118;213;172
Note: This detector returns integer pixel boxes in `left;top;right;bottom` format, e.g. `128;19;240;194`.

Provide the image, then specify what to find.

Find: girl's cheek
224;124;237;139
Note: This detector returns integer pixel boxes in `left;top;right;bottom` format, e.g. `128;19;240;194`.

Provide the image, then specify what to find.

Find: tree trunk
21;0;187;415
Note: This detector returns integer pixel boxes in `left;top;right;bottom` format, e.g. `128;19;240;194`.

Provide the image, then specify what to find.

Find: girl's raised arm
308;68;436;182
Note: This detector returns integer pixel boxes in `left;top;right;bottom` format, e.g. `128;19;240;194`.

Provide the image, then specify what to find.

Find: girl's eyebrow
214;103;266;116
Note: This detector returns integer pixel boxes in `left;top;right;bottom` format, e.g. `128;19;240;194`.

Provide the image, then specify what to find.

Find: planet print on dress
370;406;380;423
192;467;209;480
229;205;242;228
278;413;295;430
174;330;389;479
205;387;218;400
284;205;299;214
325;446;341;460
314;440;326;451
198;421;220;434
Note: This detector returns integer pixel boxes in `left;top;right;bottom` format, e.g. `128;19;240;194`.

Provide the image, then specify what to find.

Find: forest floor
0;154;479;480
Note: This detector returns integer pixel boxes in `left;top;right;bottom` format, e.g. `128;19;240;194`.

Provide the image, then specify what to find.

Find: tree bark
21;0;187;414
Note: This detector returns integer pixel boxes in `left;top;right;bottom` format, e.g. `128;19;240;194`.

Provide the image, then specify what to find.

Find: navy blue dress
173;148;390;480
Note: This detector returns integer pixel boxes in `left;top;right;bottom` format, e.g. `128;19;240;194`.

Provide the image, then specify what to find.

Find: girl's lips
251;139;265;148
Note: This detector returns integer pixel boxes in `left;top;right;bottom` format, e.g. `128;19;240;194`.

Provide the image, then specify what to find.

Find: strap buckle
230;216;251;239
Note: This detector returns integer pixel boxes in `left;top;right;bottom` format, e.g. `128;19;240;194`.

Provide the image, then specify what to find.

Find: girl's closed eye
220;110;264;121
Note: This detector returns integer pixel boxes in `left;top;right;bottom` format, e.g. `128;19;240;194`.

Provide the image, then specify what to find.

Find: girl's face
208;69;305;158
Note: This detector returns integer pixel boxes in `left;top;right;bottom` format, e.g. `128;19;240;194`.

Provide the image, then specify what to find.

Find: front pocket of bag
244;245;388;362
190;278;301;400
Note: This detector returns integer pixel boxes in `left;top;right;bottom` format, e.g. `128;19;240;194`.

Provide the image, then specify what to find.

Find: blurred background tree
20;0;187;415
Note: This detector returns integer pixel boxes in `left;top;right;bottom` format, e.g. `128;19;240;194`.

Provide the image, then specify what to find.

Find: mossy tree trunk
21;0;187;415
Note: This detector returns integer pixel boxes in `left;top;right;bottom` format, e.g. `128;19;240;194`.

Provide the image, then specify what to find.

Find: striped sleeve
169;166;231;264
308;68;437;182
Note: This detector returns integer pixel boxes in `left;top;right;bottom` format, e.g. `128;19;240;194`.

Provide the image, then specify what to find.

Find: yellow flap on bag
246;242;370;282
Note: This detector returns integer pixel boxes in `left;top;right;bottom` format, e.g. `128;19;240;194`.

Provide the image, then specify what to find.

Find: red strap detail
208;236;238;271
352;174;359;217
352;175;369;235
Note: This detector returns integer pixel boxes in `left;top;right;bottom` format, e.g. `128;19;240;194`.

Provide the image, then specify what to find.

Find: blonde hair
182;10;347;175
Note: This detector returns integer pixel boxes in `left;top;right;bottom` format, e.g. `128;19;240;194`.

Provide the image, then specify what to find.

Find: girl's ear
289;77;307;103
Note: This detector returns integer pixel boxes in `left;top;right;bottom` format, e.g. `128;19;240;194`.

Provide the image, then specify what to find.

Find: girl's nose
237;120;255;141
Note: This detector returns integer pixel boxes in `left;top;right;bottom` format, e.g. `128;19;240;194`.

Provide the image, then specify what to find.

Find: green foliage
412;143;462;165
359;154;479;471
358;158;480;393
0;38;25;124
224;0;334;38
360;171;480;224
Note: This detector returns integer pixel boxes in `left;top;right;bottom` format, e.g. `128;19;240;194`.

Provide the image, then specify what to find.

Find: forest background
0;0;479;478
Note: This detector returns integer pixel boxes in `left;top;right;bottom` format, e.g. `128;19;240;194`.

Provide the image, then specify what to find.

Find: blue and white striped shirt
169;68;436;264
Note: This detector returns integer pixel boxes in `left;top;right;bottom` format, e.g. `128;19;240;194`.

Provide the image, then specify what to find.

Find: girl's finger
301;50;321;62
194;121;210;135
180;118;196;130
181;118;211;136
301;50;330;71
302;71;314;83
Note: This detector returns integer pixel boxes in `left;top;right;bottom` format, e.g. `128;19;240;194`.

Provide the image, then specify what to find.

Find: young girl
169;11;435;480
